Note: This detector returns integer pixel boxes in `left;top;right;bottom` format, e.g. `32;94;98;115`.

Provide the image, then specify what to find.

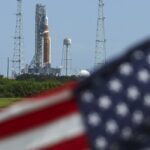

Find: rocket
43;16;51;67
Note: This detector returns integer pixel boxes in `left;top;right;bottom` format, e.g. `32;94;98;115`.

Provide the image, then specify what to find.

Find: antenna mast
95;0;106;67
12;0;24;76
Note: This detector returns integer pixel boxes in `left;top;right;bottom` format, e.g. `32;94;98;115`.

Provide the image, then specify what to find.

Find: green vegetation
0;74;78;98
0;74;78;108
0;98;20;108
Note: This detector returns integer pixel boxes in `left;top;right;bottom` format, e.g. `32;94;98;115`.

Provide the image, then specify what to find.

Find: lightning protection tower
61;38;72;76
95;0;106;67
12;0;24;77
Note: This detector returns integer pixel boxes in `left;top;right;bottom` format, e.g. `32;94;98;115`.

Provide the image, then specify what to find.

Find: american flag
0;39;150;150
76;39;150;150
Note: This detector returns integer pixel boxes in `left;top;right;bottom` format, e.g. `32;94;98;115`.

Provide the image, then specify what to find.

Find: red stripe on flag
39;134;89;150
0;98;78;139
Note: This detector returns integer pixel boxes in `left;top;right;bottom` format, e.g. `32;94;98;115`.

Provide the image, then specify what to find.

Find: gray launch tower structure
35;4;46;68
30;4;47;70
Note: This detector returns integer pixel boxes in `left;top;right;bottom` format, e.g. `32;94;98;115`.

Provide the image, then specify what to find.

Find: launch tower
35;4;46;68
95;0;106;67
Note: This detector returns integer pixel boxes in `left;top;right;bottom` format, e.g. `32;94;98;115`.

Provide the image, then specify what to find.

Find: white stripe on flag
0;90;72;122
0;113;85;150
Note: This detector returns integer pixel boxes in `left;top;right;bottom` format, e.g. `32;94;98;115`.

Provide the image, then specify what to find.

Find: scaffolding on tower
12;0;25;77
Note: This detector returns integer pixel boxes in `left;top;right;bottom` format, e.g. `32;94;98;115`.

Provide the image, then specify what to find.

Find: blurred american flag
0;82;89;150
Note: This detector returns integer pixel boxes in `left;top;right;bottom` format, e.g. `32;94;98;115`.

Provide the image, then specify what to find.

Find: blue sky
0;0;150;76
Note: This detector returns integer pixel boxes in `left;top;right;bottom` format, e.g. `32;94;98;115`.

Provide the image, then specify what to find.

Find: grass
0;98;20;108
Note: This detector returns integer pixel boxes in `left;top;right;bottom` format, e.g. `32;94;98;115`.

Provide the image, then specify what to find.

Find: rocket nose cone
45;16;48;25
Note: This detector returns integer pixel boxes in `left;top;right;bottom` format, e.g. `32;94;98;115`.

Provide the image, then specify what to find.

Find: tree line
0;74;78;98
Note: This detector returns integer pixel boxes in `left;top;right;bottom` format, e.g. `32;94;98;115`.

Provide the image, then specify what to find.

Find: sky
0;0;150;76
